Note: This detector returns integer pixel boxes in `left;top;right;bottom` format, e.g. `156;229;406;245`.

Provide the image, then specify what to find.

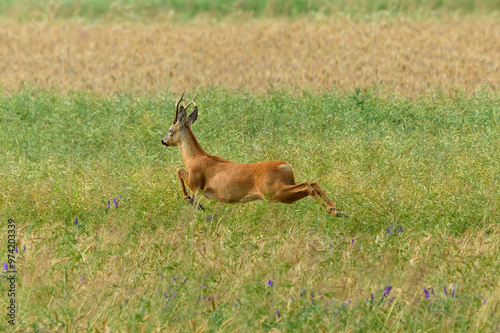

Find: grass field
1;0;500;331
1;0;500;21
0;88;499;331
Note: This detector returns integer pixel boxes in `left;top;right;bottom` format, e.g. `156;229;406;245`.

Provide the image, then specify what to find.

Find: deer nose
161;140;167;146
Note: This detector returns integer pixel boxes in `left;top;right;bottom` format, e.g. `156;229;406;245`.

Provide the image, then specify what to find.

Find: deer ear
177;106;187;125
188;106;198;126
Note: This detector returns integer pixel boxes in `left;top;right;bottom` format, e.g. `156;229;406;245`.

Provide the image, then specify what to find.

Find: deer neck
178;127;207;165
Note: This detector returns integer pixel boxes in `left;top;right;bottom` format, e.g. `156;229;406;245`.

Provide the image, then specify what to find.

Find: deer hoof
185;196;204;210
329;208;348;217
336;209;349;218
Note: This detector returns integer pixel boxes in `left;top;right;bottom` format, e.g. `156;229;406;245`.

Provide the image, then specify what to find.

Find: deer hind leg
309;182;343;216
177;168;205;210
270;181;327;206
269;181;342;217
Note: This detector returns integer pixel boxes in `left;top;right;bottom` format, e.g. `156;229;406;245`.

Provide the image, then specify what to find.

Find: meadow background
0;0;500;332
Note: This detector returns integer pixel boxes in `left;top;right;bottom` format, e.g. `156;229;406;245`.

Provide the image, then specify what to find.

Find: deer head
161;92;198;147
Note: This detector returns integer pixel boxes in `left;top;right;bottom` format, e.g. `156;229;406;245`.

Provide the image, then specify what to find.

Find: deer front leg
177;168;205;210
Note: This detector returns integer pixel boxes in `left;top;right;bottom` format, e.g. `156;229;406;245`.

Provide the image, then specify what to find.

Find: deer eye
168;129;173;134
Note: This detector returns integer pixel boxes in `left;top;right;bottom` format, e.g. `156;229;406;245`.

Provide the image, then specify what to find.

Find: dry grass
2;18;499;95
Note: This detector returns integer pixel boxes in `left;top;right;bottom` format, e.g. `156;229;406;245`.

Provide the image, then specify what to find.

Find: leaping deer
161;92;344;216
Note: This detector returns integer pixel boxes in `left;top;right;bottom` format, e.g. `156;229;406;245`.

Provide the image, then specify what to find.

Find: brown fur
161;94;343;216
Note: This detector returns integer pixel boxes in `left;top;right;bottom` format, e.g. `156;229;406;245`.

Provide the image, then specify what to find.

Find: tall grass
0;88;499;331
1;0;500;22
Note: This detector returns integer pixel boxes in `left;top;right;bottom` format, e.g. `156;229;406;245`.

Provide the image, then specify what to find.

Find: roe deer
161;92;344;216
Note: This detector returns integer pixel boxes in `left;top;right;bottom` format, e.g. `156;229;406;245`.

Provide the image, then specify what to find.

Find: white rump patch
278;163;291;170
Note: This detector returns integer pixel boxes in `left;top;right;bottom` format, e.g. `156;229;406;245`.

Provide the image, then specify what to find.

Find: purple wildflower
184;278;187;283
113;198;118;208
164;291;167;298
80;275;84;282
75;218;78;224
386;224;403;235
125;299;129;305
423;288;430;299
268;280;273;287
23;245;26;251
300;289;305;296
452;285;456;297
444;285;447;295
15;246;18;254
107;200;111;209
483;299;487;305
275;310;281;318
3;262;7;271
383;286;392;299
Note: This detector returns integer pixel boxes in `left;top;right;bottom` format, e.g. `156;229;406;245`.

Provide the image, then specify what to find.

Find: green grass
0;87;499;331
1;0;500;22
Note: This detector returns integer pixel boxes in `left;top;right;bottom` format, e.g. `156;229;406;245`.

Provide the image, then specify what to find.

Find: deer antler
174;91;185;123
185;94;198;110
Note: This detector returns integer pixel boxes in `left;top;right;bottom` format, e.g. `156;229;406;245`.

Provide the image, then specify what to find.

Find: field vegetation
1;0;500;21
1;88;499;331
1;19;500;96
1;0;499;332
